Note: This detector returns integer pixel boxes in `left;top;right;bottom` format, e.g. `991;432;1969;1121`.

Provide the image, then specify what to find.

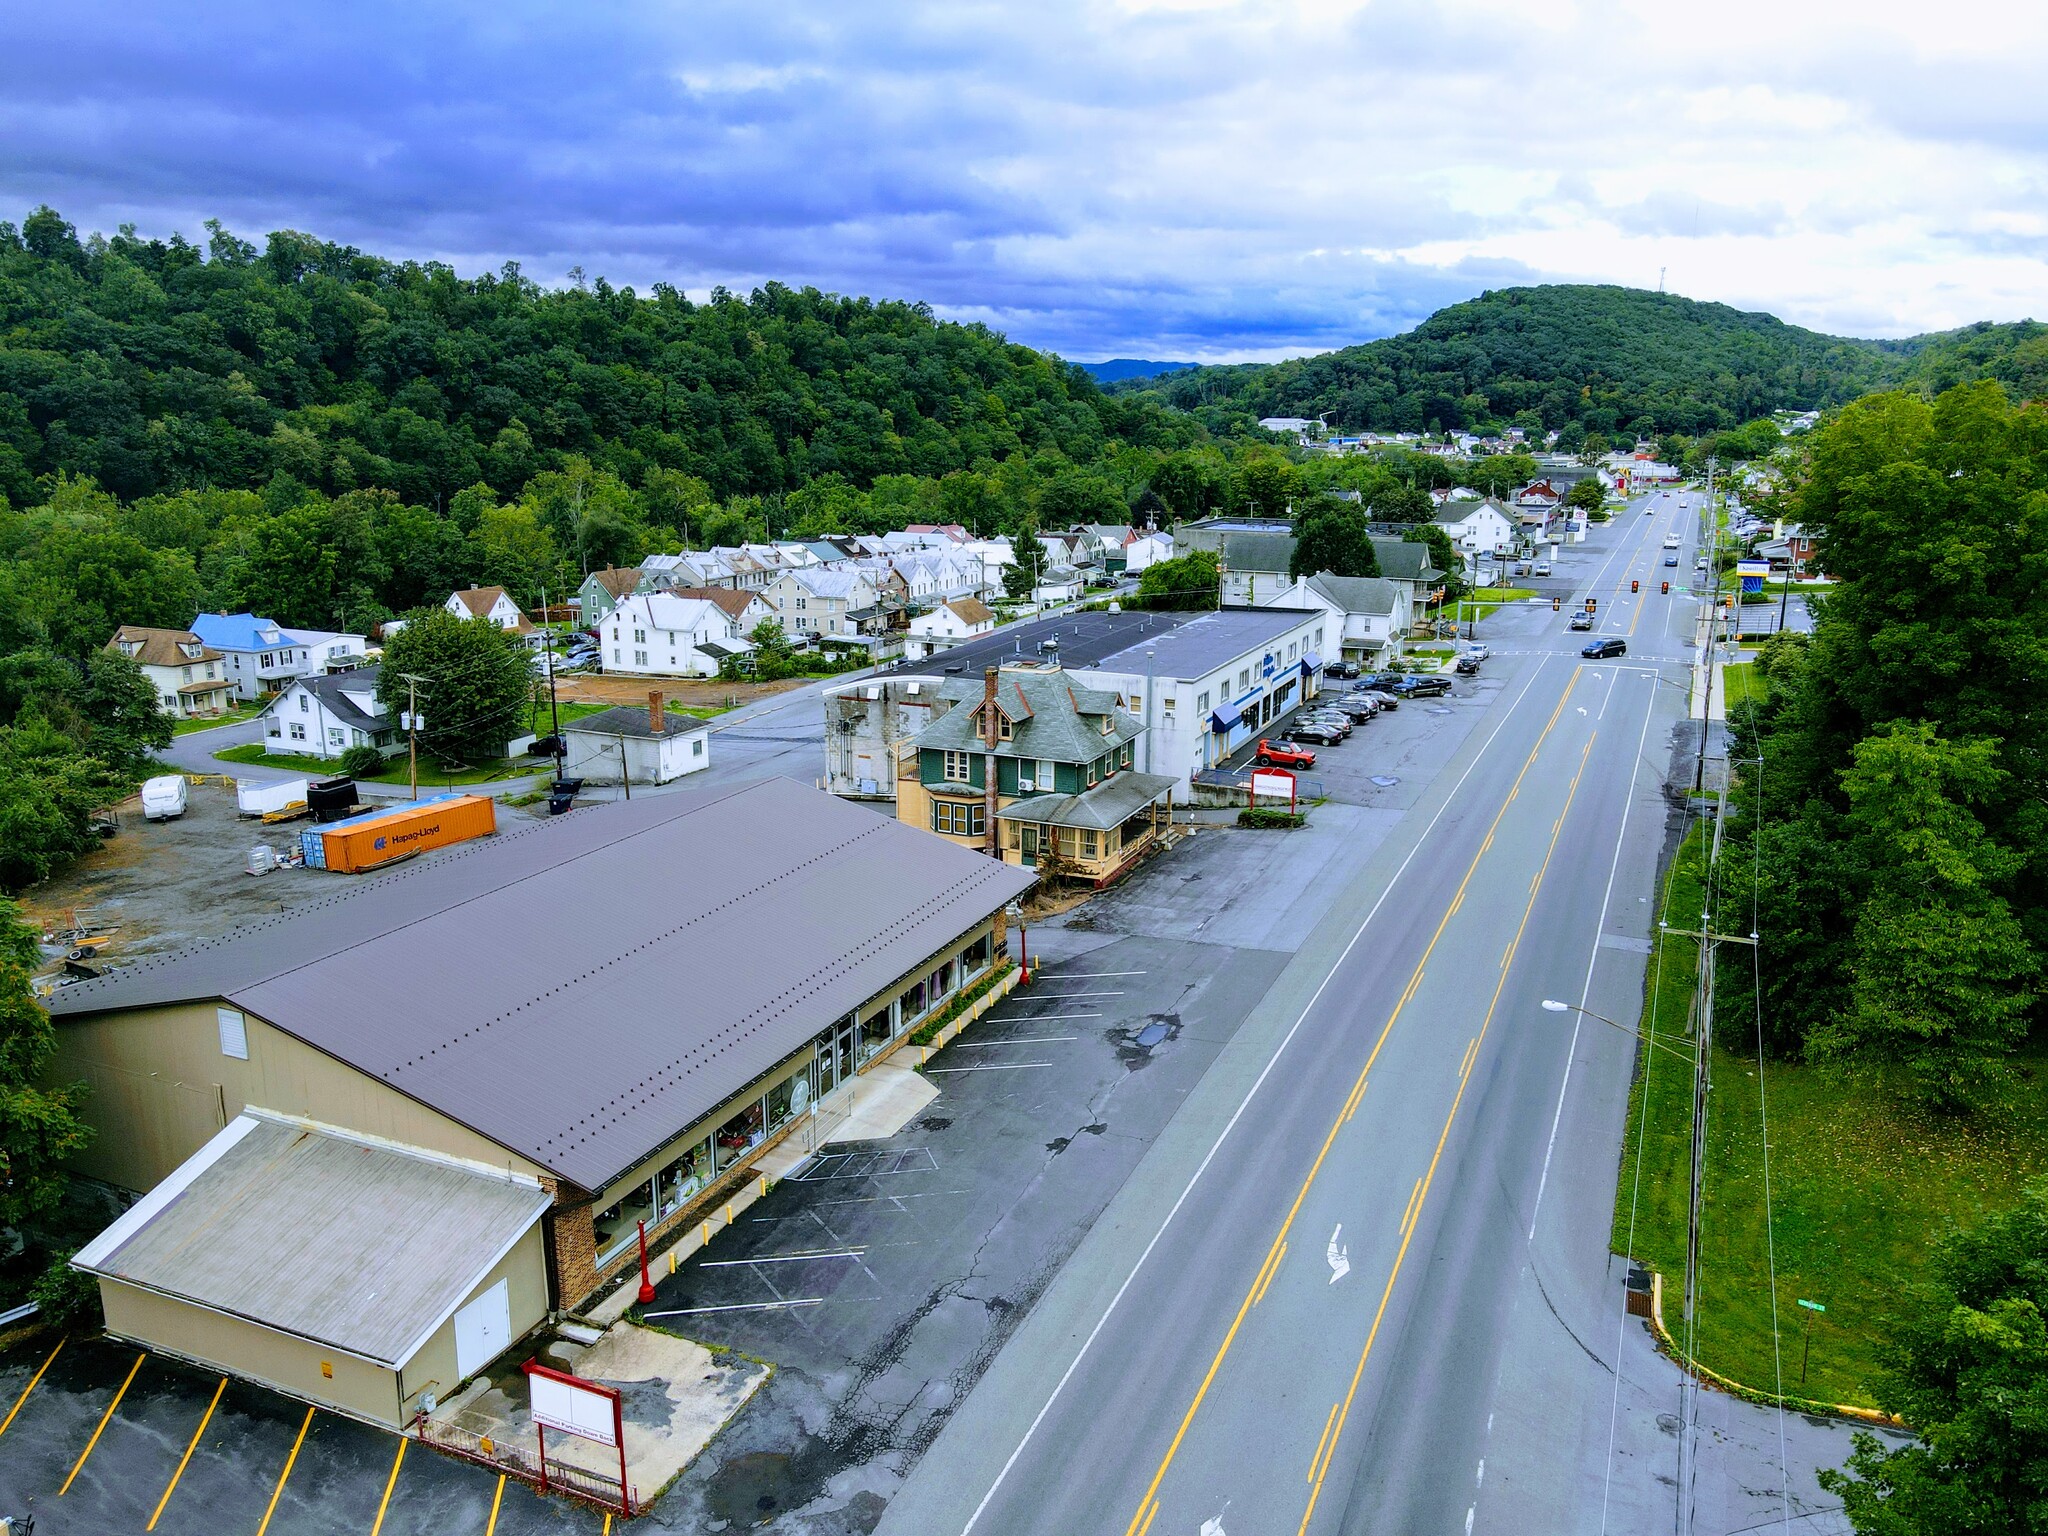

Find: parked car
1290;719;1346;745
1454;655;1482;675
1533;560;1552;577
1582;638;1627;658
1390;674;1452;697
1301;712;1352;737
1253;739;1316;768
1354;687;1400;710
1330;695;1380;720
1569;611;1594;631
1460;643;1491;662
1323;660;1360;679
1357;671;1404;691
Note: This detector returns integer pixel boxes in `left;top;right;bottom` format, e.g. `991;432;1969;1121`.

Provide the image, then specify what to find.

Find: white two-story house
604;592;757;678
106;626;235;719
262;665;398;760
447;587;543;648
763;568;880;640
190;612;370;701
904;598;997;660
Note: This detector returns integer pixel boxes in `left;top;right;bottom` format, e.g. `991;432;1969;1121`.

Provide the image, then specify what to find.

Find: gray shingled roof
996;771;1176;830
1219;531;1299;573
562;705;709;740
911;668;1140;764
1368;539;1444;584
1306;574;1401;616
1089;607;1321;680
74;1114;549;1366
262;665;390;731
49;779;1034;1193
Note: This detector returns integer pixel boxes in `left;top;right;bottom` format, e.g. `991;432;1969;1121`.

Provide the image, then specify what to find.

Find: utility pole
615;735;631;800
1693;458;1717;795
398;673;429;801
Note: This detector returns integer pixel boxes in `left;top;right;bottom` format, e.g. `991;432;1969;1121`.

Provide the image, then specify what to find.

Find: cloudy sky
4;0;2044;361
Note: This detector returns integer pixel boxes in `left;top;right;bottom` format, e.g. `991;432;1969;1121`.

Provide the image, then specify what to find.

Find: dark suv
1581;637;1627;658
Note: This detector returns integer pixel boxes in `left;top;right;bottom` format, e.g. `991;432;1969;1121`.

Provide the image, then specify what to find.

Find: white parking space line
925;1062;1054;1073
700;1249;866;1267
955;1036;1078;1046
987;1012;1102;1021
1023;990;1123;998
1041;971;1147;979
644;1299;824;1317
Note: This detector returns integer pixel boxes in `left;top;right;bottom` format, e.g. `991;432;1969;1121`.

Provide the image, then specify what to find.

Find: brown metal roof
50;779;1035;1193
107;626;225;669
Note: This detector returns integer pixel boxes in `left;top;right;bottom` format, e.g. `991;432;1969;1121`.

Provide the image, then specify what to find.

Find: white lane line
958;656;1559;1535
643;1299;823;1317
1529;670;1662;1242
925;1063;1053;1073
699;1249;866;1268
954;1036;1079;1046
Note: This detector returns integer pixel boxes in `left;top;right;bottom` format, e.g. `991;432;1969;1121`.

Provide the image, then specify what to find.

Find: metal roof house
49;778;1032;1426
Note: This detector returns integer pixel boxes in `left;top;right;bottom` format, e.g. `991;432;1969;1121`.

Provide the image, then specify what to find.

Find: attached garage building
48;777;1033;1426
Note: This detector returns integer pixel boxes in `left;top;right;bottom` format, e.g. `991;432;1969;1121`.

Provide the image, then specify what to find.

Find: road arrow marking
1200;1505;1229;1536
1326;1225;1350;1284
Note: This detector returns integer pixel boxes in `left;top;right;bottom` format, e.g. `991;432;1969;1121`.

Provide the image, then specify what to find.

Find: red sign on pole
523;1360;631;1515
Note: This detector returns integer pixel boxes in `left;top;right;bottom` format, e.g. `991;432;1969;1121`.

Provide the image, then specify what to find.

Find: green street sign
1797;1299;1826;1313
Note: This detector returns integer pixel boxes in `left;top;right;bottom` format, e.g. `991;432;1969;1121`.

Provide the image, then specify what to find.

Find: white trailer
140;775;189;821
235;777;311;817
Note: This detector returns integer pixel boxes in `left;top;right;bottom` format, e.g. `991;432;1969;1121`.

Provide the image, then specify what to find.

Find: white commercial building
1071;606;1328;779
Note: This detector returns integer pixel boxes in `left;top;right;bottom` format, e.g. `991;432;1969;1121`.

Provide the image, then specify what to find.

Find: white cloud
0;0;2042;360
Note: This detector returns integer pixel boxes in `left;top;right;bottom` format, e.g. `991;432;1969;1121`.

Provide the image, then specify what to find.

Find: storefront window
903;976;929;1019
657;1137;712;1218
962;932;992;975
860;1009;892;1062
767;1073;804;1135
594;1178;657;1265
714;1099;766;1173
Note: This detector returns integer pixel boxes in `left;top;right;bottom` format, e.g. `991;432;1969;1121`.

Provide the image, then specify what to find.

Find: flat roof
75;1114;549;1368
881;609;1201;676
51;779;1035;1193
1084;607;1322;681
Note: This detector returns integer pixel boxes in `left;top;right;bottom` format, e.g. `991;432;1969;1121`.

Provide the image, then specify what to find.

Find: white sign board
528;1371;618;1447
1250;769;1296;803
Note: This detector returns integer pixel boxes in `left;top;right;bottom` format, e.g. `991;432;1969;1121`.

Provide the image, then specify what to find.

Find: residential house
1368;538;1446;623
900;663;1176;887
1033;565;1085;606
1256;575;1408;665
669;586;774;633
764;567;880;640
1071;606;1329;778
1123;530;1174;574
904;597;997;660
48;779;1031;1428
575;566;644;627
1756;523;1821;577
106;626;234;719
561;694;710;786
191;612;370;701
447;587;543;648
603;592;755;677
1431;498;1518;562
262;665;398;760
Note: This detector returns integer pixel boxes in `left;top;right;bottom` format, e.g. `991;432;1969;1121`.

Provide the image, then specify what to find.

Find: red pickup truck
1253;739;1316;769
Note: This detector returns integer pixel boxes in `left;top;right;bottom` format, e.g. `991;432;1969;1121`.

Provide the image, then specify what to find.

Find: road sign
1797;1298;1826;1313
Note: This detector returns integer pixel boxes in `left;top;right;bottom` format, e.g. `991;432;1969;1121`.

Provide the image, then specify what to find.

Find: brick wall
545;1192;599;1308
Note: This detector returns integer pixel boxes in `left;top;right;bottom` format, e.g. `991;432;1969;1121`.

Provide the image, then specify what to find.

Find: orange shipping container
316;795;497;873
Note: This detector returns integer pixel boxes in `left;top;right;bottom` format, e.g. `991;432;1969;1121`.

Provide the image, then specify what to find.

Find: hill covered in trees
1113;284;2044;441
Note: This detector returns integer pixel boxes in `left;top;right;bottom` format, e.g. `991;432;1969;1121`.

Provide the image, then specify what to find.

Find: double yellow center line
1123;670;1585;1536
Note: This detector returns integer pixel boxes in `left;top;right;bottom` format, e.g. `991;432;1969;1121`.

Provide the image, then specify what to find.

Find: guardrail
415;1414;636;1516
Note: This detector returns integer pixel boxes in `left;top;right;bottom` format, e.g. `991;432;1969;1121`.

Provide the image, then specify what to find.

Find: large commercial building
49;779;1032;1426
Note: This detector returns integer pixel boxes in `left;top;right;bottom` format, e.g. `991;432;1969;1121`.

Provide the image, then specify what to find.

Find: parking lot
0;1334;609;1535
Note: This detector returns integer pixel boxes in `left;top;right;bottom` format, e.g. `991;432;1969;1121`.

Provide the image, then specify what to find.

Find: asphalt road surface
876;494;1848;1536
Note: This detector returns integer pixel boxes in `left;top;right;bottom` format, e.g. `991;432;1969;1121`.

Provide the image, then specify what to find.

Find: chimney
648;689;665;733
981;667;1000;749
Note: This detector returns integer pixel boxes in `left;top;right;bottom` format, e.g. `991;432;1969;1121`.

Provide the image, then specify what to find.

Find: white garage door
454;1278;511;1378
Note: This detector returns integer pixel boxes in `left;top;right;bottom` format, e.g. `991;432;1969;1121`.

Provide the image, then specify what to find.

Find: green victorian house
898;661;1177;886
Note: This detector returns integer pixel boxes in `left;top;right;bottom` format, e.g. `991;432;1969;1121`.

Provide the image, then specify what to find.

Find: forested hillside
1117;285;2043;440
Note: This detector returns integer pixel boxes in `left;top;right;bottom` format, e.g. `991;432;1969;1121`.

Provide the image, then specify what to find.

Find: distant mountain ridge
1106;285;2046;436
1077;358;1200;384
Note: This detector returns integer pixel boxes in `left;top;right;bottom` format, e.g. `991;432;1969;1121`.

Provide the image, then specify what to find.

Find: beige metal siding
53;1002;547;1193
395;1224;550;1419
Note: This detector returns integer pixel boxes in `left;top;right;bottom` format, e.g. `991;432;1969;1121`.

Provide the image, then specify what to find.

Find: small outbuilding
561;693;710;785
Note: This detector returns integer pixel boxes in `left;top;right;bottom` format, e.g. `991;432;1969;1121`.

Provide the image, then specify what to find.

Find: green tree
1235;455;1296;520
1565;477;1606;514
745;619;800;681
1288;496;1379;580
0;709;128;888
1819;1179;2048;1534
1136;550;1219;611
1369;483;1434;523
375;608;532;766
0;899;93;1226
1404;524;1465;601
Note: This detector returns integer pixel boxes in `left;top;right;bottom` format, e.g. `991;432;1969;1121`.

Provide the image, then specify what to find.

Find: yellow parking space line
370;1436;406;1535
60;1349;146;1495
603;1516;613;1536
0;1334;65;1439
148;1375;227;1530
485;1473;506;1535
256;1404;316;1536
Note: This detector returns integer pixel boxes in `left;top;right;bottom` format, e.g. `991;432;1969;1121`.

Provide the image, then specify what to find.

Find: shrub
337;744;385;778
30;1250;103;1331
1238;807;1307;829
908;960;1016;1048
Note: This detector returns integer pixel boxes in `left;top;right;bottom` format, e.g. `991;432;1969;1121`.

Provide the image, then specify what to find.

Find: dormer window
998;716;1013;740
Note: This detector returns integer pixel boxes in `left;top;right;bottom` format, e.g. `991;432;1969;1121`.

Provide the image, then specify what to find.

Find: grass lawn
213;739;542;787
1718;662;1762;710
528;699;613;731
172;702;264;735
1457;587;1537;618
1615;826;2048;1408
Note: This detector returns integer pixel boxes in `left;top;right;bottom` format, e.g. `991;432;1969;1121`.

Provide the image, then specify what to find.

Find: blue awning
1211;703;1242;733
1302;652;1322;673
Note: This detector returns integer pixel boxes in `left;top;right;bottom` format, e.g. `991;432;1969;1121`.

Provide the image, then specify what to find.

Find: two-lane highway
878;495;1707;1535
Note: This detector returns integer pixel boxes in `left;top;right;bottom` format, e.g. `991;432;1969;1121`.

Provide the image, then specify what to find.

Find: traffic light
1552;597;1561;611
1661;580;1670;594
1586;597;1598;612
1631;579;1640;593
